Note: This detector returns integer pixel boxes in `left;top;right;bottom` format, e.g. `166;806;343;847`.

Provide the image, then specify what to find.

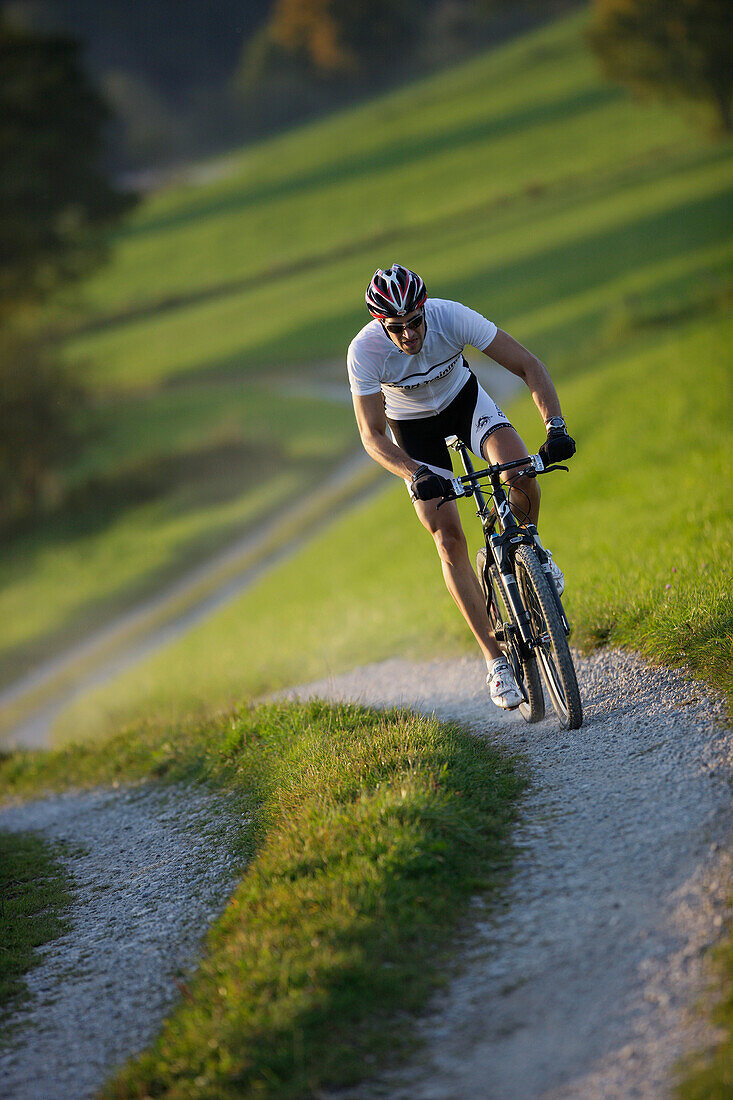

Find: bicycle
440;435;583;729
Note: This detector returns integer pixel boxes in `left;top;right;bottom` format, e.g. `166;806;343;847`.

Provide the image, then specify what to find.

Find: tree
0;329;85;527
588;0;733;133
234;0;423;141
266;0;419;77
0;16;135;523
0;17;135;318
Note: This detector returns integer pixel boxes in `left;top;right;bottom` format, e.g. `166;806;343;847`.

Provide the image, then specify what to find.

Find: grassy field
4;7;730;699
679;937;733;1098
52;302;732;745
0;831;74;1030
2;8;726;690
0;384;356;687
63;13;725;388
0;701;523;1098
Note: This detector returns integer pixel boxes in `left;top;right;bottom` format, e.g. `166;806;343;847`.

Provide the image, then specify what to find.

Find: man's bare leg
412;495;502;662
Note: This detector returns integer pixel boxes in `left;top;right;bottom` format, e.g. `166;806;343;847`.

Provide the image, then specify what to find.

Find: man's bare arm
352;392;421;479
483;329;562;424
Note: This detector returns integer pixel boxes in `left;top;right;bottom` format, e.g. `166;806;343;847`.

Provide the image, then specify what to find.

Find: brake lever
437;477;469;508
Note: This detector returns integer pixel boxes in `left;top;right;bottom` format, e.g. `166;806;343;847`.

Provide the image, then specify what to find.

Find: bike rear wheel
477;546;545;723
514;545;583;729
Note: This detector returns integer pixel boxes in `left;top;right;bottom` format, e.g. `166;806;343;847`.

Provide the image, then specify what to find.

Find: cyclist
347;263;576;711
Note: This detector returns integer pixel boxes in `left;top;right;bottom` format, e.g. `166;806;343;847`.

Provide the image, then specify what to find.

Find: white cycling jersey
347;298;498;419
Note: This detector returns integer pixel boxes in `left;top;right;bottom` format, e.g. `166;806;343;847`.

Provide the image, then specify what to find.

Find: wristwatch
545;416;566;430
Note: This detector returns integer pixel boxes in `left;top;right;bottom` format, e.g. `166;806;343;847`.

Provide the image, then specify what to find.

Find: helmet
365;264;427;318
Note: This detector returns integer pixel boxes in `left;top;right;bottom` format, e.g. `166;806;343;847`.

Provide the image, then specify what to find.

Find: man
347;263;576;710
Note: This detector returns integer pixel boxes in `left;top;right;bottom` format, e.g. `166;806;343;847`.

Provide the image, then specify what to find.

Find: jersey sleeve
441;300;498;351
347;336;383;396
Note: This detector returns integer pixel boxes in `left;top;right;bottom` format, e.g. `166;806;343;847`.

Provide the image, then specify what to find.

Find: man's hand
410;464;453;502
538;418;576;464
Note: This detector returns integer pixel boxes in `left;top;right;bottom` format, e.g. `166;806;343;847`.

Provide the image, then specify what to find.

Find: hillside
2;6;731;725
0;7;731;1098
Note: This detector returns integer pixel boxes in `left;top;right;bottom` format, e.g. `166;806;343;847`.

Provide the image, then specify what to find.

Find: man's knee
432;522;467;564
510;471;540;501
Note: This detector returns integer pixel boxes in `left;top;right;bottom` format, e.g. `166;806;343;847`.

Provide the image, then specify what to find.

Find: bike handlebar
438;454;568;506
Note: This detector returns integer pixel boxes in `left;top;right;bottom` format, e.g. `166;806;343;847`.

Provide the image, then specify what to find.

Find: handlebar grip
437;478;468;509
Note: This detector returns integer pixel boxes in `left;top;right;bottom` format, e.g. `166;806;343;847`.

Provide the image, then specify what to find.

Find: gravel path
284;649;733;1099
0;784;243;1100
1;650;730;1099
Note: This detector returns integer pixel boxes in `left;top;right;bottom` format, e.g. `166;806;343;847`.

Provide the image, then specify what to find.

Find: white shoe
546;550;565;597
487;659;522;710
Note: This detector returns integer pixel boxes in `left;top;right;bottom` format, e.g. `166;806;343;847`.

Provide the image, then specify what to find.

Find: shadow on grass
2;439;287;548
0;438;299;688
65;139;731;374
116;85;620;243
174;175;733;385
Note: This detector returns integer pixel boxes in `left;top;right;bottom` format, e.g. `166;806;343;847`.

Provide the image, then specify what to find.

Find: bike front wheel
514;545;583;729
477;546;545;723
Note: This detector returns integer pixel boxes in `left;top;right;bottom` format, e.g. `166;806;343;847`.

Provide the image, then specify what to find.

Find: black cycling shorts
387;371;511;476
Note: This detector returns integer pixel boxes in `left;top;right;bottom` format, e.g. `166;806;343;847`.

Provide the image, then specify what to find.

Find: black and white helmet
365;264;427;318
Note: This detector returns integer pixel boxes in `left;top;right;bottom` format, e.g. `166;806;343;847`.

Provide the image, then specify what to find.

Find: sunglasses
383;311;424;334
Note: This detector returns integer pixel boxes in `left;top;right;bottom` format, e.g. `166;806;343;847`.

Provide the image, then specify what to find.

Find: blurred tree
0;16;134;523
0;329;85;527
0;16;135;316
588;0;732;133
266;0;419;76
3;0;272;169
270;0;351;72
234;0;427;138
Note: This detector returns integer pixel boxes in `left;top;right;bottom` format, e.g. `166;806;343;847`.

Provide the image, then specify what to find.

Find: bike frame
445;436;571;646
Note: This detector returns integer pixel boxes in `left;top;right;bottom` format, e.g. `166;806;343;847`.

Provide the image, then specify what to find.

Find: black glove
538;418;576;465
410;464;453;502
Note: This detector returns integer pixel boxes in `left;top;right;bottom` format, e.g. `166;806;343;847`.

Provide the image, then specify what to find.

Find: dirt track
286;650;732;1099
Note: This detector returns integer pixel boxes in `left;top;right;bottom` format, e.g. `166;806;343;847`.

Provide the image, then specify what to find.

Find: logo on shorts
477;414;491;428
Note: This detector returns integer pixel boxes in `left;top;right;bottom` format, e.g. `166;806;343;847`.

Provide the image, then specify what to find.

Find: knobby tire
477;546;545;723
514;545;583;729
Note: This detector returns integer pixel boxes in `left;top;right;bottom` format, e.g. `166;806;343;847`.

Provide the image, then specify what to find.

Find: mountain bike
440;436;583;729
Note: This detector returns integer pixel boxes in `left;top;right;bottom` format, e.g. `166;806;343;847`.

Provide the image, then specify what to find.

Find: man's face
381;309;425;355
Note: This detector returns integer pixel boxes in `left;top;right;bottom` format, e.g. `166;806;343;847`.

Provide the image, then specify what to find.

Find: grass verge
0;830;74;1029
0;700;523;1098
676;932;733;1099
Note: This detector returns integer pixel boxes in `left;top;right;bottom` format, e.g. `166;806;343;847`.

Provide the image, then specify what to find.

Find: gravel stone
0;784;243;1100
285;647;732;1099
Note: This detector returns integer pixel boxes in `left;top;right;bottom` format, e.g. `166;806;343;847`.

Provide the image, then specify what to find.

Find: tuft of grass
0;831;74;1028
0;701;523;1098
676;929;733;1099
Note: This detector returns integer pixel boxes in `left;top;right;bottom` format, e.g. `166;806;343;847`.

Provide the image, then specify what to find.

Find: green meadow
19;5;726;741
1;6;732;1096
0;385;356;687
52;307;733;744
3;8;731;696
